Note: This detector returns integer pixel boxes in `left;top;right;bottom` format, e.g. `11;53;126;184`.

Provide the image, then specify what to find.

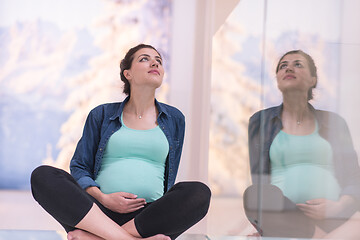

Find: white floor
0;190;256;237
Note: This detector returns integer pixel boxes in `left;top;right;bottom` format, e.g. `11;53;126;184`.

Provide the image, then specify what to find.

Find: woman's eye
156;59;163;65
140;57;149;62
279;64;287;69
295;62;303;68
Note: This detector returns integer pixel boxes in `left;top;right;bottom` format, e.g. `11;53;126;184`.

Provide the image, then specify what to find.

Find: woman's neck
282;92;311;125
125;90;156;119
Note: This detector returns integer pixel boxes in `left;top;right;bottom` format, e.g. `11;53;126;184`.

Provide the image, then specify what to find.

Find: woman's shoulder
315;108;341;118
91;102;121;111
314;109;348;127
86;102;123;122
89;102;121;113
250;105;281;122
157;101;185;120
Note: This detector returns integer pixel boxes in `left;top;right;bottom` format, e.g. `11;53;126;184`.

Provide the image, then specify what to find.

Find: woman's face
124;47;164;91
276;53;316;96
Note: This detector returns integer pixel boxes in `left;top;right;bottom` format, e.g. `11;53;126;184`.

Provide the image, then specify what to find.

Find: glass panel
210;0;360;238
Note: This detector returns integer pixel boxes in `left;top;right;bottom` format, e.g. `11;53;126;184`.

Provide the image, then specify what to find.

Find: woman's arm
248;112;266;184
70;108;103;190
334;114;360;201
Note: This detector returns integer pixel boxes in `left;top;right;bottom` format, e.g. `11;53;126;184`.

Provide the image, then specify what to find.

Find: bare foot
67;229;170;240
312;225;326;239
144;234;171;240
246;232;261;237
67;229;104;240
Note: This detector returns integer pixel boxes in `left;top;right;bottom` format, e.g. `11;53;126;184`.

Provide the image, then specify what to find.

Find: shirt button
99;148;103;151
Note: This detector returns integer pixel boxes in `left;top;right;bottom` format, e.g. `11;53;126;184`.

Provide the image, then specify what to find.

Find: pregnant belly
272;164;341;204
95;158;164;202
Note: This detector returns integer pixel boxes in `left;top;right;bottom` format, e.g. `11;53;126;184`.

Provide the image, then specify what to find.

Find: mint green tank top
269;122;341;204
95;114;169;202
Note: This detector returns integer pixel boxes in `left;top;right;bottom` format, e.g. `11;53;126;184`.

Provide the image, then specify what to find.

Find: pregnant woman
31;44;211;240
245;50;360;239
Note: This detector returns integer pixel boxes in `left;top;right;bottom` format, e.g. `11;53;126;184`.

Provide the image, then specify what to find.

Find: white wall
169;0;240;234
169;0;240;184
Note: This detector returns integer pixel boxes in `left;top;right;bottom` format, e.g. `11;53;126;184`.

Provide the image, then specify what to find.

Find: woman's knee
31;165;53;187
176;181;210;197
176;181;211;214
31;165;62;199
193;182;211;202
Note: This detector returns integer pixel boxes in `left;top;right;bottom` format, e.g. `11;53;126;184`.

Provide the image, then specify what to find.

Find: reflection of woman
31;44;211;240
245;50;360;239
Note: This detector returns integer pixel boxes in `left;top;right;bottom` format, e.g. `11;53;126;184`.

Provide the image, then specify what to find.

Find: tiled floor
0;190;62;231
0;230;64;240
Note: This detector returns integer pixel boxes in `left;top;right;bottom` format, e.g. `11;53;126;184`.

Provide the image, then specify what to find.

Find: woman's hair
120;44;161;96
276;50;318;100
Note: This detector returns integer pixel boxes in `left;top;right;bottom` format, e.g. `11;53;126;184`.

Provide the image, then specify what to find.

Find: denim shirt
248;104;360;200
70;97;185;193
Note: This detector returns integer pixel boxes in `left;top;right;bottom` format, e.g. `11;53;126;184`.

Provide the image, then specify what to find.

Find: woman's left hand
297;198;342;220
297;195;357;220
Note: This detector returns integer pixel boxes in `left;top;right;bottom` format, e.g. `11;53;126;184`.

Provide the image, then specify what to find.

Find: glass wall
209;0;360;238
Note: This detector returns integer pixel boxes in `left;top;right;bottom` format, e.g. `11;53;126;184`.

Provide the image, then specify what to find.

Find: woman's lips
148;70;160;75
284;74;295;80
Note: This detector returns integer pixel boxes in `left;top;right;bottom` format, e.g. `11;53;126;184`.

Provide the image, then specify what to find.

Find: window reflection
244;50;360;238
209;0;360;238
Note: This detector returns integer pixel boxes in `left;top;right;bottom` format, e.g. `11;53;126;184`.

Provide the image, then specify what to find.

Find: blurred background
1;0;359;238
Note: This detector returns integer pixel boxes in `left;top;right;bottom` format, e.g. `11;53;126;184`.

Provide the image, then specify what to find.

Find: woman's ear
311;76;317;87
123;69;132;80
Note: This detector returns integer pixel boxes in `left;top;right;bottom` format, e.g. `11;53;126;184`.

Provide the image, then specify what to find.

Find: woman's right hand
100;192;146;214
86;186;146;214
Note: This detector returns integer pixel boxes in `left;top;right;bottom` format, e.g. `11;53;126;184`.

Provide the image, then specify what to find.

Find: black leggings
243;184;349;238
31;165;211;239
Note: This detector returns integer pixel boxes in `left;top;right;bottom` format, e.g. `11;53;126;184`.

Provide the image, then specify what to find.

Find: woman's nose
151;60;158;67
285;65;294;72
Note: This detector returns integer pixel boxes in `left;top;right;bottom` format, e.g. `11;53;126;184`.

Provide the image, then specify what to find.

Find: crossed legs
31;166;211;240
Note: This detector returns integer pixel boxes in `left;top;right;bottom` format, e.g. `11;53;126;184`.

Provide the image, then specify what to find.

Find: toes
67;233;73;240
155;234;171;240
